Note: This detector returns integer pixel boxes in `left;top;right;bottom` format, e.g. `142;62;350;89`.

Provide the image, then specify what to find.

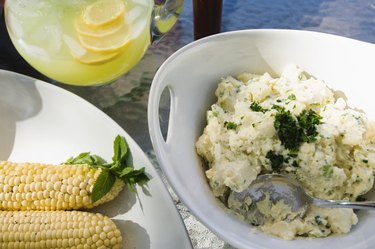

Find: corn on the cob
0;161;124;211
0;210;122;249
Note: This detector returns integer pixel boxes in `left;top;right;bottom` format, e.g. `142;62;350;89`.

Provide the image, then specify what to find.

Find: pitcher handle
151;0;184;42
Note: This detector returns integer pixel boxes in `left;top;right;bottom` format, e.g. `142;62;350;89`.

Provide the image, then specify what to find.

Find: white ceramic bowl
148;29;375;249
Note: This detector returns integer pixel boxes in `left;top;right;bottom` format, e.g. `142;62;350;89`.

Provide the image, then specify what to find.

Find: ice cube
126;6;144;24
19;40;50;61
129;0;151;8
63;35;86;57
44;25;63;52
7;2;38;18
8;0;53;18
130;18;147;39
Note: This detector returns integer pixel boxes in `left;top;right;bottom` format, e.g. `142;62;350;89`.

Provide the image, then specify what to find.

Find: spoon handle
312;198;375;210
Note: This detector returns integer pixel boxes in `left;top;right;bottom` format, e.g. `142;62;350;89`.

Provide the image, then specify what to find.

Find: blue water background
179;0;375;44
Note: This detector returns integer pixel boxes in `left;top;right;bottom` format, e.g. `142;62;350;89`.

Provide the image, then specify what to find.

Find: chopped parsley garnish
250;102;268;113
363;159;369;164
297;109;322;143
266;151;284;172
271;104;285;113
292;161;299;167
274;108;301;150
315;215;323;225
288;150;298;158
224;121;238;130
287;94;297;100
273;106;322;151
321;164;333;178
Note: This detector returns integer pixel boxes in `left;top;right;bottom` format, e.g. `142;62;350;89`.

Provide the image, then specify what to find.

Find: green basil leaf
125;174;150;192
112;135;128;164
119;167;135;177
65;152;107;166
120;167;150;190
91;169;116;203
132;172;150;185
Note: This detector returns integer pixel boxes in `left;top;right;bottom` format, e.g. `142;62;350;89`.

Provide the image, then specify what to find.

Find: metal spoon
228;174;375;225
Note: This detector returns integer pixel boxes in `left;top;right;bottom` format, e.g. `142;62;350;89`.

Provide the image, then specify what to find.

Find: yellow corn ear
0;161;124;211
0;210;122;249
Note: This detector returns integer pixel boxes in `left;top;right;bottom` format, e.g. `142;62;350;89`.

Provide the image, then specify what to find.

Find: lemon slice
78;23;132;52
75;16;124;37
64;34;119;64
71;49;120;64
81;0;126;27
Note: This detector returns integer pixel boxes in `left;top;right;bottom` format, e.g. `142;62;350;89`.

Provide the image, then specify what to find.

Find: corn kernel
54;181;62;191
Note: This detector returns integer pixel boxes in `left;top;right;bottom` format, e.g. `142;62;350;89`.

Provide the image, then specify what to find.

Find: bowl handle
148;79;175;154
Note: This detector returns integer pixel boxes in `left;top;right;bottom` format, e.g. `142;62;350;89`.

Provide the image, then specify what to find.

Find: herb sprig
64;135;150;203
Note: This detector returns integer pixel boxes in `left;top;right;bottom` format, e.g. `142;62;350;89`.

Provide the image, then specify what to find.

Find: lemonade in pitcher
5;0;154;85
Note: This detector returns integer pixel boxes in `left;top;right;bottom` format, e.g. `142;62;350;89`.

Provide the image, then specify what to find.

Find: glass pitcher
4;0;183;86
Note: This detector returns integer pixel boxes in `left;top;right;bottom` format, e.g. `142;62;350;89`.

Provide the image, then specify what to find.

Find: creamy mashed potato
196;65;375;239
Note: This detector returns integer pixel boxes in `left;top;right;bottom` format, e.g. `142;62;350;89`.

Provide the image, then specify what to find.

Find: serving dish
0;69;192;249
148;29;375;249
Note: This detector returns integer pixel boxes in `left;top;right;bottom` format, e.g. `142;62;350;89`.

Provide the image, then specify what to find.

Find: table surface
1;0;375;248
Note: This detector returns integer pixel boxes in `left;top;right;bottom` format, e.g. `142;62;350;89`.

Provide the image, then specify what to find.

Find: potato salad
195;65;375;240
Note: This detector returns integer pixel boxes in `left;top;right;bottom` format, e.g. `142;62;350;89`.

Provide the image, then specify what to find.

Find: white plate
0;69;192;249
